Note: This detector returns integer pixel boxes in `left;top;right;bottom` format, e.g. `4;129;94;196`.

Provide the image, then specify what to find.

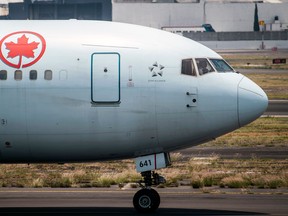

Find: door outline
91;52;121;103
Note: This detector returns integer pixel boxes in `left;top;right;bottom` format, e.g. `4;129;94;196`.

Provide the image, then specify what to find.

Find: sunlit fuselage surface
0;21;268;163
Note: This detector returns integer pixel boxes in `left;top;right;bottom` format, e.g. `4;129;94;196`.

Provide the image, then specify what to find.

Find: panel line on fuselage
82;44;139;50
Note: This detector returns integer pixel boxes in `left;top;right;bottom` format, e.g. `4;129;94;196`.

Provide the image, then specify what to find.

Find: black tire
133;188;160;213
150;188;160;210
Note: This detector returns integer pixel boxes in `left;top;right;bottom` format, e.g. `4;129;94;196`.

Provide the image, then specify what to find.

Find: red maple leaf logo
5;34;39;68
0;31;46;68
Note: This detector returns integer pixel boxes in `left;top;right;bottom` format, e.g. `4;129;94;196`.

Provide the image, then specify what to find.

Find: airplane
0;20;268;213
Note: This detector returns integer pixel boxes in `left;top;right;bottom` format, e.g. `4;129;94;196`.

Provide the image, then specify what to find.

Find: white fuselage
0;20;268;163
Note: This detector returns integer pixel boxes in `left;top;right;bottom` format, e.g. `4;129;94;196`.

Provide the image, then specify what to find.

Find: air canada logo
0;31;46;69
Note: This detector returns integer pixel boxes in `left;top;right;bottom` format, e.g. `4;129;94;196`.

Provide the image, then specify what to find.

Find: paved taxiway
178;146;288;159
0;187;287;215
265;100;288;116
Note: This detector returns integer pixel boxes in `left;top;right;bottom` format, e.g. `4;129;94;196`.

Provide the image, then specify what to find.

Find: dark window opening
14;70;22;80
44;70;53;80
195;58;215;75
30;70;37;80
0;70;7;80
181;59;196;76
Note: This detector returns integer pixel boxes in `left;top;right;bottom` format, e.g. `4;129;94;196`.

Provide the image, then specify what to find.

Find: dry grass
0;155;287;189
202;117;288;148
222;52;288;70
174;156;288;189
0;161;140;188
155;154;288;189
244;73;288;100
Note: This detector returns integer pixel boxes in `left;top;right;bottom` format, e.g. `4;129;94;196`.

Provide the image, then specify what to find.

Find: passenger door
91;53;120;103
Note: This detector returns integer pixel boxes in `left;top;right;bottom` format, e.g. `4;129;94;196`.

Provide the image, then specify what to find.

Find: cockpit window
210;59;234;72
181;59;196;76
195;58;215;75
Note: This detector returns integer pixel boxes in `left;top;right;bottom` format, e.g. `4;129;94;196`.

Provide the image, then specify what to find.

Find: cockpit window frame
195;58;215;76
181;58;197;77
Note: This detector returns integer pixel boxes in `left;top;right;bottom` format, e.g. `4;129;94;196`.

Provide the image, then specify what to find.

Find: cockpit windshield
210;59;235;73
181;58;235;77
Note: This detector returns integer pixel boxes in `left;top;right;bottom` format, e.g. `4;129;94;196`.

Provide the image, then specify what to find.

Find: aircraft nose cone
238;77;268;127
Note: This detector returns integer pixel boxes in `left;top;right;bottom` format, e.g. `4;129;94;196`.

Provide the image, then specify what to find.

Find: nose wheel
133;188;160;213
133;171;165;213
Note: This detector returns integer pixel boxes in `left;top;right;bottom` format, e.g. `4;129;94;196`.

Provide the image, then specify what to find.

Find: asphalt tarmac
178;146;288;159
265;100;288;116
0;187;287;216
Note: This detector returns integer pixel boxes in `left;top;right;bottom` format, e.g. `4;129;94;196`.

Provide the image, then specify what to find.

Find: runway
0;187;287;215
178;146;288;159
265;100;288;116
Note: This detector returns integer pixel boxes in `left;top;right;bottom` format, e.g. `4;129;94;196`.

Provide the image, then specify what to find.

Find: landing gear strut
133;171;166;213
133;152;171;213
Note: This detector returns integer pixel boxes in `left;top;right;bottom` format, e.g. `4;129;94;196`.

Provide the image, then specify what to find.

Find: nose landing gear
133;171;166;213
133;153;170;213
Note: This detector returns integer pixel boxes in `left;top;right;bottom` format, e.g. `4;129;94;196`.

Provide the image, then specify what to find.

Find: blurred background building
0;0;111;20
112;0;288;32
1;0;287;32
1;0;287;49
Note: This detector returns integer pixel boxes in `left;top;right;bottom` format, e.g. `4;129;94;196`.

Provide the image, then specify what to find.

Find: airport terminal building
1;0;288;31
0;0;288;49
112;0;288;32
0;0;112;21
